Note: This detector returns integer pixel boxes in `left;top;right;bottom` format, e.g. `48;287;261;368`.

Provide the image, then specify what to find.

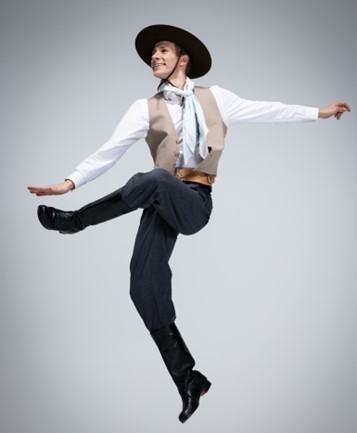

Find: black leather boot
37;188;132;234
151;323;211;423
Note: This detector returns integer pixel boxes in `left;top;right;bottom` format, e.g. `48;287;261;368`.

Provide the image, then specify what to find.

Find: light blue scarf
158;77;209;165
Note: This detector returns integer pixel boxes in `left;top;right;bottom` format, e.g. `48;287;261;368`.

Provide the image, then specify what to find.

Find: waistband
174;167;216;186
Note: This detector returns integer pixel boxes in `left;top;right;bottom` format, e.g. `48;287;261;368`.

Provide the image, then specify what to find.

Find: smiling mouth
153;63;165;69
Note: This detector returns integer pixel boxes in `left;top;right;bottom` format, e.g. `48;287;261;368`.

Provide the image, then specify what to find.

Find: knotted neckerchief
158;77;209;165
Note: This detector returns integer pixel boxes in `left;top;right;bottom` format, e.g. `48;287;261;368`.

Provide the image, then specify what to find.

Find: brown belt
174;167;216;186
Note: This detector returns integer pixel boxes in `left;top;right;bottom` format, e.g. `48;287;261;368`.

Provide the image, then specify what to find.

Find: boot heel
200;379;211;396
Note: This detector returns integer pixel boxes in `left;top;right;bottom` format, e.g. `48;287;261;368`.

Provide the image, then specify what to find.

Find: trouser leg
127;169;212;330
129;206;178;331
37;168;212;235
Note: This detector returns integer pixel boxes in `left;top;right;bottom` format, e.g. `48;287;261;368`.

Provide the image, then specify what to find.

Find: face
151;40;186;79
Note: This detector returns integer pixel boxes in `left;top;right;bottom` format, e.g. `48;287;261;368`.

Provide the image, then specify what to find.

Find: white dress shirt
67;86;319;188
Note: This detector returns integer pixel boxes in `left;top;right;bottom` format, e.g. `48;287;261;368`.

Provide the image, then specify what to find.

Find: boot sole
179;377;212;423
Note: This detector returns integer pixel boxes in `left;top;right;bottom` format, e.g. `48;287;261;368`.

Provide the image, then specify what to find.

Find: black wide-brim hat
135;24;212;79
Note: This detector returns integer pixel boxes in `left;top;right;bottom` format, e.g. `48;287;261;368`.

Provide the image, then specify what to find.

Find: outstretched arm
27;179;75;196
211;87;351;125
27;99;149;197
318;101;351;120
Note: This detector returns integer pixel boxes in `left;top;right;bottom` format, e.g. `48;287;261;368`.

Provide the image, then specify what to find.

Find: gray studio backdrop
1;1;356;432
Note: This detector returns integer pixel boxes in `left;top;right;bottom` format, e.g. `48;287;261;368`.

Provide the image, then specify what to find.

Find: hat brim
135;24;211;79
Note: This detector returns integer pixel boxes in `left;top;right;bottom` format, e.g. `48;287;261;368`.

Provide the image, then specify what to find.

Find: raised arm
28;99;149;197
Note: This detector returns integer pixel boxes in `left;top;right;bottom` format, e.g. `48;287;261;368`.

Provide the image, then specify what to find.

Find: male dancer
28;25;350;423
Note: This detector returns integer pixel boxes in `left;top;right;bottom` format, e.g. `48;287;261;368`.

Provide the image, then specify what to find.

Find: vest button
176;138;181;144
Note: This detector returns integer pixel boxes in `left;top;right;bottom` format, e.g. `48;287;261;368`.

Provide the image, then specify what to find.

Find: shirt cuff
306;106;319;121
65;170;85;189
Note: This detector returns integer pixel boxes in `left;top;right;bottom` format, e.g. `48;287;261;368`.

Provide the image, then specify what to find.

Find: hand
318;101;351;120
28;179;75;196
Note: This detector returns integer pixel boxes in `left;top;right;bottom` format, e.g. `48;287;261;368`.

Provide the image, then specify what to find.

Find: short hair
174;43;191;75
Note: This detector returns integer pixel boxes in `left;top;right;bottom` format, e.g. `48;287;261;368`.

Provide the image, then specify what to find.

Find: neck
169;78;186;90
162;70;187;90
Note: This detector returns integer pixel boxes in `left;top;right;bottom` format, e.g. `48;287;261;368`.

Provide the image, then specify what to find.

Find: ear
179;53;190;67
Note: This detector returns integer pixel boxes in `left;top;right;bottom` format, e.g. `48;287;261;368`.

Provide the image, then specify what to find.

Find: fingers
337;101;351;112
28;186;50;196
27;182;71;196
333;101;351;120
28;185;58;196
28;186;44;194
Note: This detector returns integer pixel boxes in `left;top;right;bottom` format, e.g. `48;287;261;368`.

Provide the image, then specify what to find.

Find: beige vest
145;87;227;176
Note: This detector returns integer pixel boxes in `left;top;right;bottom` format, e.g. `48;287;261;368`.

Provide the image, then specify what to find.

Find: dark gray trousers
120;169;213;331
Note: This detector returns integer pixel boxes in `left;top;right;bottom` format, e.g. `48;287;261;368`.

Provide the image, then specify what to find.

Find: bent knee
180;217;210;236
147;168;172;184
133;168;174;193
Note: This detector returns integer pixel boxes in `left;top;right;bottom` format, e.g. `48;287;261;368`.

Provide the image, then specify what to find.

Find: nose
151;49;160;61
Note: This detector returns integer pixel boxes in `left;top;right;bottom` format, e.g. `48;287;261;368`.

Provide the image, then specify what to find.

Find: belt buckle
176;168;183;180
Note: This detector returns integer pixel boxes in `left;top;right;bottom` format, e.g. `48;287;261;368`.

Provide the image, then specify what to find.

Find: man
28;24;351;423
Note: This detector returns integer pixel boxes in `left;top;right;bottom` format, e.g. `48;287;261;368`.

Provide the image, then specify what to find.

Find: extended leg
37;169;212;235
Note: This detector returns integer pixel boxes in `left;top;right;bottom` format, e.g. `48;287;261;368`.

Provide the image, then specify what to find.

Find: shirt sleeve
66;99;149;188
210;86;319;128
